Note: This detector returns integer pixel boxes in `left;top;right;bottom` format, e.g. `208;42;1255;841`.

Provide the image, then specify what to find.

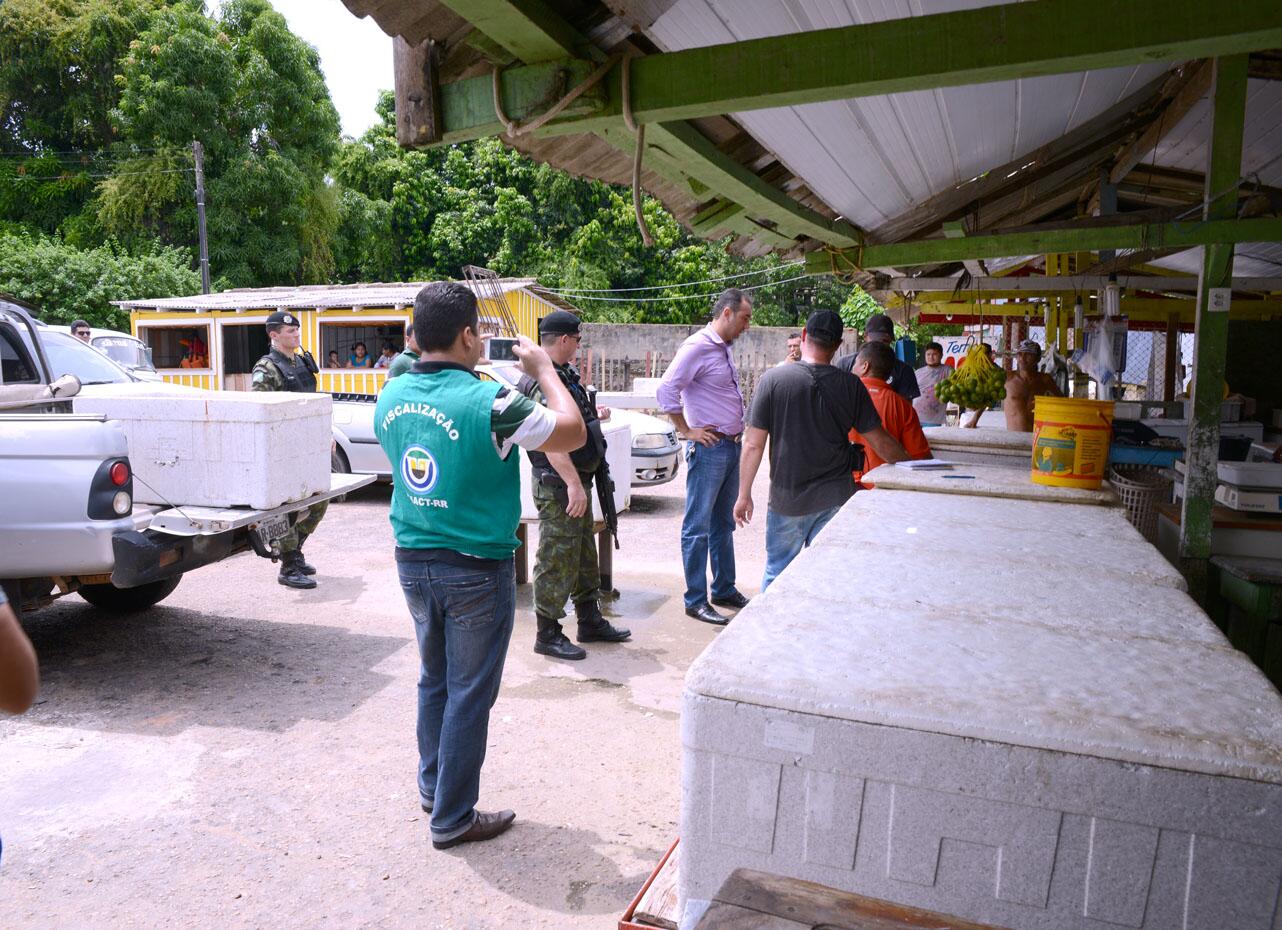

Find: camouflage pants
533;477;599;622
279;500;328;555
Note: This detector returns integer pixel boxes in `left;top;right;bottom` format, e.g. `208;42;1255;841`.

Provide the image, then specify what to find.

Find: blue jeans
681;439;740;609
762;506;840;590
398;556;515;843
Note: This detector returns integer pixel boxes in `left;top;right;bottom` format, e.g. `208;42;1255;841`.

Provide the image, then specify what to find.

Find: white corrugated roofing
117;279;543;312
648;0;1169;230
1146;77;1282;276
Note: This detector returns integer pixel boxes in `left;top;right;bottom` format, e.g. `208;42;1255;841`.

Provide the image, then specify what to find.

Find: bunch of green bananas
935;345;1007;409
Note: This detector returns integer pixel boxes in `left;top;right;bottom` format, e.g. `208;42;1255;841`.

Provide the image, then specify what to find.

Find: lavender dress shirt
656;327;746;435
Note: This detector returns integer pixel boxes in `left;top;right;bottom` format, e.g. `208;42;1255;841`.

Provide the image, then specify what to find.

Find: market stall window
319;321;406;369
141;325;211;369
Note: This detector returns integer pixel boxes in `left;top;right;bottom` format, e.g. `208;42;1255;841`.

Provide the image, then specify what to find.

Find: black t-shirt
748;362;882;516
834;353;921;401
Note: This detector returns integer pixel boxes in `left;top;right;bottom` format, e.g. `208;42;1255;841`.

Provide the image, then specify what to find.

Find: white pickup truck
0;297;373;614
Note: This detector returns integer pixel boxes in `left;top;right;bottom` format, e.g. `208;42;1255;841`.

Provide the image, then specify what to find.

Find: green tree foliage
332;92;852;324
0;230;199;329
0;0;167;235
99;0;340;287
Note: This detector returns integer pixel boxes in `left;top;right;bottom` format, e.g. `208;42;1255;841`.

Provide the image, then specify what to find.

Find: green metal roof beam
434;0;586;63
803;217;1282;273
647;122;861;247
440;60;606;145
541;0;1281;135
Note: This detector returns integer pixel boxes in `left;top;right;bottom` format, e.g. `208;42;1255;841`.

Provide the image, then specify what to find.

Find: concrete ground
0;464;771;929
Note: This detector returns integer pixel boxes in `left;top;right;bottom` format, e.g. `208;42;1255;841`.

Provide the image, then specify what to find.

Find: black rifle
594;456;620;550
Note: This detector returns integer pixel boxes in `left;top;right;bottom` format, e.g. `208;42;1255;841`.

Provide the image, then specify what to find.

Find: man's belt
708;430;742;443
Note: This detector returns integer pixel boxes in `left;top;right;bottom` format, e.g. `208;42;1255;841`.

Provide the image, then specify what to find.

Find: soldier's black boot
278;552;317;589
534;615;586;660
575;600;631;643
295;533;317;576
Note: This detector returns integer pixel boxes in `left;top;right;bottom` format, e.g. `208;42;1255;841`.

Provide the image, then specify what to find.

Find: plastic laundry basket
1110;464;1173;543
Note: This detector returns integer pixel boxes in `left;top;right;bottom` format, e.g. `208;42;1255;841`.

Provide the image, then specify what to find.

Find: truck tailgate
144;473;377;537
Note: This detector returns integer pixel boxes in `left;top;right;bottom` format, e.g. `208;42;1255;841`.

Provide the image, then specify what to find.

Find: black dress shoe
421;801;433;813
534;631;587;660
685;603;728;626
710;591;750;610
432;809;516;850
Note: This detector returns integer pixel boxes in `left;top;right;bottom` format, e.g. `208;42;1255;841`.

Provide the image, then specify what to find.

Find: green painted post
1178;55;1249;596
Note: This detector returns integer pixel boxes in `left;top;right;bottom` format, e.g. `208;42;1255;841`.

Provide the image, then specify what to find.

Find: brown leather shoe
431;809;516;850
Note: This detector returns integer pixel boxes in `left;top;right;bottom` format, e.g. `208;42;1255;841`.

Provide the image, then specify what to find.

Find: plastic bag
1074;319;1117;388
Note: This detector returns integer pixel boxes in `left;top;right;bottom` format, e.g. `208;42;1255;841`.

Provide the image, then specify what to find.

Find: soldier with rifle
519;311;629;660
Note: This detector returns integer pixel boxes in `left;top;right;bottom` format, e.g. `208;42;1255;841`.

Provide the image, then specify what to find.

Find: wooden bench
514;519;614;593
694;868;1010;930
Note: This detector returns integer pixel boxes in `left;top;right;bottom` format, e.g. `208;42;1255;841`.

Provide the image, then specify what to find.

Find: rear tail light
88;457;134;520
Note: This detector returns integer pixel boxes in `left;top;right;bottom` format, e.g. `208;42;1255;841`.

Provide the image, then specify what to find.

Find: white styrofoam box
1142;418;1265;444
681;487;1282;929
518;418;630;521
73;389;332;510
1218;460;1282;490
863;461;1119;506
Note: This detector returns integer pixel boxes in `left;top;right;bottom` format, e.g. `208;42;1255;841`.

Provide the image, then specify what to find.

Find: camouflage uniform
532;455;600;621
251;348;327;559
522;312;630;659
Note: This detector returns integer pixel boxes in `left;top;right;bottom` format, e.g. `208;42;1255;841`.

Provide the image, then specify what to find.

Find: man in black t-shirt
833;312;920;401
735;310;909;590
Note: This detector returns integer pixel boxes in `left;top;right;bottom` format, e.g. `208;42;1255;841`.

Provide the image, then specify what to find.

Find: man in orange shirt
850;342;932;482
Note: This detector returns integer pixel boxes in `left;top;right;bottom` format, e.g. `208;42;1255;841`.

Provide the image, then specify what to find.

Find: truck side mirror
48;373;81;399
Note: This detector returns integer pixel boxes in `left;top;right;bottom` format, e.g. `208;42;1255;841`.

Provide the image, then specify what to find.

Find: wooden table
693;869;1009;930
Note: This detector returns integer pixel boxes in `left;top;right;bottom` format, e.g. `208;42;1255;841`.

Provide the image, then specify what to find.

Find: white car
25;326;198;396
47;325;163;381
331;365;681;489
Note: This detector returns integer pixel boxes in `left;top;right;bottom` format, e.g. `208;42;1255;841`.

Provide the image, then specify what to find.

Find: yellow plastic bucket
1030;397;1115;489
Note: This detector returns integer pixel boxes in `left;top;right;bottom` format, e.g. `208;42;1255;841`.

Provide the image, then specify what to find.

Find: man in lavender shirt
657;288;754;626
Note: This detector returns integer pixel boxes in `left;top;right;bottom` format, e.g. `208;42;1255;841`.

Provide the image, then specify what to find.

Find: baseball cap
864;313;894;336
1017;339;1042;356
538;310;582;336
266;310;300;327
805;309;844;344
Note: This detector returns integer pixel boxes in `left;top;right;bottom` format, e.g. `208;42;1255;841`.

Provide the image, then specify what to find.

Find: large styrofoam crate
680;490;1282;930
73;389;332;509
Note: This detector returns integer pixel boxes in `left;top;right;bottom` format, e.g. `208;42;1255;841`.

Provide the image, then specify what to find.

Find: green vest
375;367;521;559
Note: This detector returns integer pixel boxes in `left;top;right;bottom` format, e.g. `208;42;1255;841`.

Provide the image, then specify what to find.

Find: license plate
254;514;291;548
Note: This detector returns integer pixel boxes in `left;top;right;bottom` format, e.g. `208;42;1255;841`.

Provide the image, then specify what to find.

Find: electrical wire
542;271;817;302
0;167;195;183
549;260;805;294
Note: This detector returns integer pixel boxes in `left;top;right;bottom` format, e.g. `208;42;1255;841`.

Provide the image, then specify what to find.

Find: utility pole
192;140;211;294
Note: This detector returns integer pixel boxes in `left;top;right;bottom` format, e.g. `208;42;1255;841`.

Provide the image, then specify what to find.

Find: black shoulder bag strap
804;364;866;474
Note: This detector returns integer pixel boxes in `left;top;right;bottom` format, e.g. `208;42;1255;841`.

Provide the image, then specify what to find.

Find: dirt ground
0;463;771;929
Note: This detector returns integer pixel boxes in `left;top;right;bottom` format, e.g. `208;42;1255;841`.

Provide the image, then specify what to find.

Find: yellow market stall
116;279;569;394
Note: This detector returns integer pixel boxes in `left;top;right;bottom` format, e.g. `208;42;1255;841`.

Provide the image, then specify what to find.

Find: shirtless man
1004;339;1062;431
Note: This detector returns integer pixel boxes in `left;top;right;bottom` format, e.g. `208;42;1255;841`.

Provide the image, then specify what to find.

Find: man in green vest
375;281;584;851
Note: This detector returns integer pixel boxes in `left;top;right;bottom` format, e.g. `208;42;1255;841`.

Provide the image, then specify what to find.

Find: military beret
538;310;582;336
266;310;300;327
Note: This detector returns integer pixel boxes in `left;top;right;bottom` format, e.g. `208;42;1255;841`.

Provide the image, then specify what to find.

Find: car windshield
93;336;154;371
27;330;136;385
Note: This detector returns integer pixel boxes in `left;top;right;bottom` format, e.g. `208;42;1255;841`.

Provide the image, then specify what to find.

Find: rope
621;55;654;246
824;244;864;284
490;54;618;137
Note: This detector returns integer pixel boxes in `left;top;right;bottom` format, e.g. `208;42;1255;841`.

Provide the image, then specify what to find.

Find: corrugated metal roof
1146;78;1282;276
647;0;1169;230
116;279;580;313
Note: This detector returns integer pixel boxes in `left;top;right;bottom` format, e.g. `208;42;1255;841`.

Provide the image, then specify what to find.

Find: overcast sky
266;0;393;138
